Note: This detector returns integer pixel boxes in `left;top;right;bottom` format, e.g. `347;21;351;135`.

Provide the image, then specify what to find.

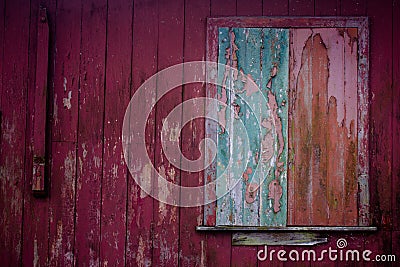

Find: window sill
196;226;377;246
196;226;377;232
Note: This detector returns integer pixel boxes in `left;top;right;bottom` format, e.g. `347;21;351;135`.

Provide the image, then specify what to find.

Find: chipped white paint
93;156;101;168
2;118;16;145
33;237;39;267
82;143;88;159
63;91;72;109
140;163;152;199
51;221;63;262
136;235;145;267
63;77;67;92
53;94;59;124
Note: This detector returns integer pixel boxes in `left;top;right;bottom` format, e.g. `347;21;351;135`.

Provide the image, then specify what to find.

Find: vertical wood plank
179;0;209;266
288;0;315;16
152;0;184;266
0;0;30;264
289;29;313;225
343;28;359;226
49;142;76;266
48;0;81;264
393;0;400;231
310;33;329;226
126;0;158;266
22;1;56;265
259;28;289;227
263;0;288;15
51;0;81;142
238;28;261;227
288;0;314;224
101;0;132;265
367;0;393;229
314;28;346;226
74;0;107;265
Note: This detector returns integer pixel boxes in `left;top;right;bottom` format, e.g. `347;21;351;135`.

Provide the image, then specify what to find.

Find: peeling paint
33;238;39;267
140;163;152;199
63;77;67;92
63;91;72;109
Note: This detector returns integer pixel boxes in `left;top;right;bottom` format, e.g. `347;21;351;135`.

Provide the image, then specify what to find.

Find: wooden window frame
199;16;376;234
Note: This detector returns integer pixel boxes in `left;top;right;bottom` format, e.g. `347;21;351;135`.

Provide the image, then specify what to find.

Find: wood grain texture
290;29;313;225
0;0;30;264
100;0;132;265
48;0;81;264
74;0;107;265
368;0;393;229
152;0;184;265
125;0;158;266
48;142;76;266
179;0;209;266
51;0;81;142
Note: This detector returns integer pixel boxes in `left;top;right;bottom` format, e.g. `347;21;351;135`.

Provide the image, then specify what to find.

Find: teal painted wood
235;28;262;226
215;27;289;226
259;28;289;226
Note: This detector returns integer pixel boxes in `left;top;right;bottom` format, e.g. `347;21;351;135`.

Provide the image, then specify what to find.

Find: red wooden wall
0;0;399;266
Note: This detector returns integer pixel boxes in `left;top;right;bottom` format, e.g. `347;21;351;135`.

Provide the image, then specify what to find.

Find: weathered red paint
126;1;157;266
152;0;184;266
0;0;29;264
100;0;132;265
368;0;393;229
74;0;107;265
179;0;209;266
0;0;399;266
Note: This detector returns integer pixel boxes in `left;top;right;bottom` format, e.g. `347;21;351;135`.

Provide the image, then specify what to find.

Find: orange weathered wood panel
289;28;359;226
